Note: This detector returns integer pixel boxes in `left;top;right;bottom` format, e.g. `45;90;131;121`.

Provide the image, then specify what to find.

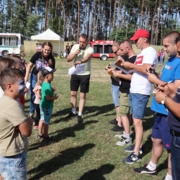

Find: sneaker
109;119;118;124
65;112;76;119
43;136;54;141
123;152;141;164
134;164;157;175
124;144;143;155
37;134;44;139
111;124;124;132
116;136;132;146
114;132;124;139
77;115;83;124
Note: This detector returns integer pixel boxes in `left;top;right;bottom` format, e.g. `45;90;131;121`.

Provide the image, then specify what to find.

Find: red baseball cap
130;29;150;41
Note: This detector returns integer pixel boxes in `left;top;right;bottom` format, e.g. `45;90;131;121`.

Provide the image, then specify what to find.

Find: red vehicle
89;40;115;60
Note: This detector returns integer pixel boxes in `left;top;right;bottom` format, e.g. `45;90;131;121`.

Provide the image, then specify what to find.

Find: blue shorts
40;107;53;124
111;84;120;107
129;92;150;119
0;151;27;180
152;113;171;150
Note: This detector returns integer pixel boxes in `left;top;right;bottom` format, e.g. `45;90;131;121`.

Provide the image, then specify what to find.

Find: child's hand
52;86;56;91
54;94;59;100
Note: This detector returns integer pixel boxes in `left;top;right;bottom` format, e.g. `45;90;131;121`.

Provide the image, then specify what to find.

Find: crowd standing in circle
0;30;180;180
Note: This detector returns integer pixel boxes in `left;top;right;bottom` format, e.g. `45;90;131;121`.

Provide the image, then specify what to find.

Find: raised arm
67;48;81;62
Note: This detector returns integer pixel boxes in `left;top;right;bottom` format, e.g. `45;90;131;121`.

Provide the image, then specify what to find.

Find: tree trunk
44;0;49;30
112;0;116;29
115;0;122;41
77;0;81;41
140;0;144;28
35;0;38;16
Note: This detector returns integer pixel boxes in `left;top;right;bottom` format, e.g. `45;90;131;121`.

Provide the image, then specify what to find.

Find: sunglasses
113;48;119;54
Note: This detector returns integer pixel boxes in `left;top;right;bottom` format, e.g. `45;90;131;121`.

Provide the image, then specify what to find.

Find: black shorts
70;74;90;93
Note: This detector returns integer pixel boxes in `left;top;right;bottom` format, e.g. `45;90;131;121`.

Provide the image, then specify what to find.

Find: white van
0;33;25;56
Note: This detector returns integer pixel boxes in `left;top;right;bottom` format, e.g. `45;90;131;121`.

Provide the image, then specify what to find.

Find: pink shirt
33;84;41;104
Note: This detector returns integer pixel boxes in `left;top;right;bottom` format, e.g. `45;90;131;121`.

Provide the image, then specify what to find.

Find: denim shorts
40;106;53;124
0;151;27;180
111;84;120;107
152;113;171;150
129;92;150;119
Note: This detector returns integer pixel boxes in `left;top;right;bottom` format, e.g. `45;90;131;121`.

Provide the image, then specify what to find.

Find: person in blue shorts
134;32;180;180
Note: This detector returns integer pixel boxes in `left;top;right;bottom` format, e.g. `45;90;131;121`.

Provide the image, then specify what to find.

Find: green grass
25;56;168;180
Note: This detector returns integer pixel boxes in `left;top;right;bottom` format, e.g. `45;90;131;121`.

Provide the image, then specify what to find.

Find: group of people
0;34;94;179
1;29;180;180
158;48;165;65
106;30;180;180
63;42;75;58
0;42;59;179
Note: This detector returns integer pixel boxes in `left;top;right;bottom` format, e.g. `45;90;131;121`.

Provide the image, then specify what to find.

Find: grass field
25;56;168;180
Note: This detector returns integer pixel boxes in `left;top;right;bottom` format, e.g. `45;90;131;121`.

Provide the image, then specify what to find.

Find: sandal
37;134;44;139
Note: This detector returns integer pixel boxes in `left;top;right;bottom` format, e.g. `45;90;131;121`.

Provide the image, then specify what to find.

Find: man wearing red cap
121;29;158;164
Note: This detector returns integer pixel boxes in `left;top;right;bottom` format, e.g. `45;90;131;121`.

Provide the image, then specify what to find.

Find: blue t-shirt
151;56;180;115
168;87;180;131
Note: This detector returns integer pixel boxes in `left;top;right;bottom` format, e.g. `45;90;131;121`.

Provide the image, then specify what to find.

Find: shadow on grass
51;103;114;124
28;120;98;151
157;158;168;174
78;164;114;180
28;143;95;180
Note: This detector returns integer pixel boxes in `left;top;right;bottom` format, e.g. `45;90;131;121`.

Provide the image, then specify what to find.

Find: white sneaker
116;136;132;146
114;134;124;139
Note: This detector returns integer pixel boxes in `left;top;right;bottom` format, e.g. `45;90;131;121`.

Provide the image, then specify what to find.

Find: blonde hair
37;71;44;86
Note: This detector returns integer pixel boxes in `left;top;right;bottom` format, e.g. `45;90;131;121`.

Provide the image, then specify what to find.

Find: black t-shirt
119;55;136;93
30;52;55;75
111;55;128;86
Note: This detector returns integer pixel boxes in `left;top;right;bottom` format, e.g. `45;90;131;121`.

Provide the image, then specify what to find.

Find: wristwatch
161;95;168;104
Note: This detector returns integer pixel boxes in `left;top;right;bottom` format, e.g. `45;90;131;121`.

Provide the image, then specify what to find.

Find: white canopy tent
31;29;64;55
